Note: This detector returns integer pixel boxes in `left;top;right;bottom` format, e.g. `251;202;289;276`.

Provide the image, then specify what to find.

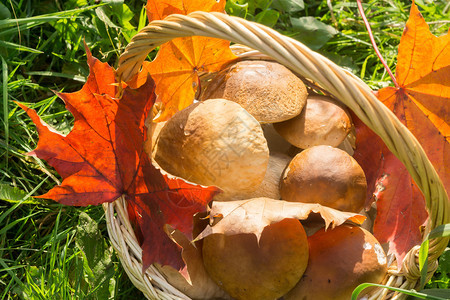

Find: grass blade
414;289;450;299
0;5;103;31
0;178;47;225
0;4;104;41
0;40;43;53
420;239;430;289
25;71;86;83
351;283;447;300
419;223;450;289
1;55;7;169
428;224;450;240
0;258;27;297
0;211;41;236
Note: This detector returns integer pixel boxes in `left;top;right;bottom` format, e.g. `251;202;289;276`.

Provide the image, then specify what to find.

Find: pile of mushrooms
148;59;387;300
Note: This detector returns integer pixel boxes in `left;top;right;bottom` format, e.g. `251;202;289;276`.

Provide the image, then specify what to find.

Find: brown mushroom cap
154;99;269;196
280;145;367;213
285;225;387;300
202;218;309;300
200;60;308;123
273;95;352;149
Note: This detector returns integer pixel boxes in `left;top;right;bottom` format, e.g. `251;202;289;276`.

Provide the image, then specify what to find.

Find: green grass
1;0;449;299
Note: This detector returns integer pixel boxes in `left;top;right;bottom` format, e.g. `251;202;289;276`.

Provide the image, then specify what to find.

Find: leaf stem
356;0;399;88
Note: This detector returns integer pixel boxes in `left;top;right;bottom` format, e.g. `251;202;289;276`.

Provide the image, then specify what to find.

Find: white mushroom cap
154;99;269;196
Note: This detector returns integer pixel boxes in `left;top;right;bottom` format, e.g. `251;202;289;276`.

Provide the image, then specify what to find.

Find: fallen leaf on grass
75;212;115;299
19;46;219;270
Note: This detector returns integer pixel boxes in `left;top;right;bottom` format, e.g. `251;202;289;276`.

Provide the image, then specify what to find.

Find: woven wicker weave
104;12;449;300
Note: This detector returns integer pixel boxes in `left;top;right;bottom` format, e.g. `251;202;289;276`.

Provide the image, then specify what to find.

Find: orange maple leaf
377;3;449;191
353;2;448;266
146;0;224;21
140;0;238;121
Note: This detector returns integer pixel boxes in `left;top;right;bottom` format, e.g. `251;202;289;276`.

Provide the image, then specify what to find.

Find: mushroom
214;152;291;201
202;218;309;300
154;98;269;198
261;123;301;156
200;60;308;123
247;152;291;200
285;225;387;300
280;145;367;213
273;94;353;149
337;127;356;156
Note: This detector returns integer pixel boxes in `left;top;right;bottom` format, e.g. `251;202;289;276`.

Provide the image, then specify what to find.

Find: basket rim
109;11;449;300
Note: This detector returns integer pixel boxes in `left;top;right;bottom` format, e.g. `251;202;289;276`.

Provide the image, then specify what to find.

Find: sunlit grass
1;0;448;299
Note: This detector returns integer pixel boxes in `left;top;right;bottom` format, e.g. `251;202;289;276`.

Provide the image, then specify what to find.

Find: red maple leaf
19;47;219;270
353;115;428;266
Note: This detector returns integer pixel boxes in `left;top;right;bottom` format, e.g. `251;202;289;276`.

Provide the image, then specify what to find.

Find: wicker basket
104;12;449;300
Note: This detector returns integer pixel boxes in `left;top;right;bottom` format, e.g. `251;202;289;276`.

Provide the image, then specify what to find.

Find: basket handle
116;11;449;279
